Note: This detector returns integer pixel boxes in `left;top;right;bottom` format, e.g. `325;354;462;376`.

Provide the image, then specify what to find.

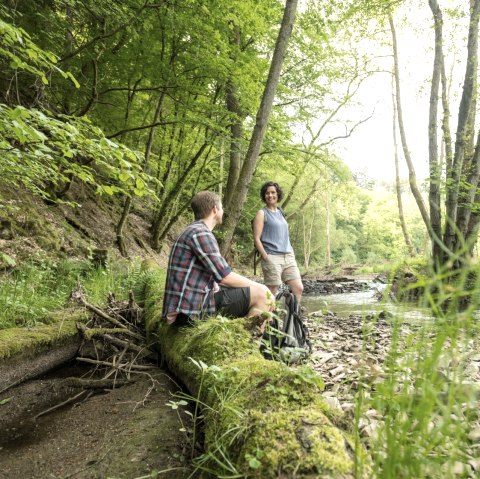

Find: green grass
355;259;480;478
0;257;156;329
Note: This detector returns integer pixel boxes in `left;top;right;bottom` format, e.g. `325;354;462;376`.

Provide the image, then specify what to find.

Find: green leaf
119;171;132;182
0;397;12;405
0;253;16;267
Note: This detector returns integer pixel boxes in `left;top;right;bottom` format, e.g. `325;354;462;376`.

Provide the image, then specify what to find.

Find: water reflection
302;286;433;321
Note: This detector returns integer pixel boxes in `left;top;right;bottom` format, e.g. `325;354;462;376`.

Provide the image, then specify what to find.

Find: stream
301;282;434;321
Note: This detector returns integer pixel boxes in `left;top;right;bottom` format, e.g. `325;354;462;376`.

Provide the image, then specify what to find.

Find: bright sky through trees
337;0;467;181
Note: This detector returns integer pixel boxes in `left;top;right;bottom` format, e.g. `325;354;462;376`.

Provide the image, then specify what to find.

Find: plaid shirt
162;220;231;322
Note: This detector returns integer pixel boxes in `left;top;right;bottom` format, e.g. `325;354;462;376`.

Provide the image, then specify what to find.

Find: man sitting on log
162;191;273;326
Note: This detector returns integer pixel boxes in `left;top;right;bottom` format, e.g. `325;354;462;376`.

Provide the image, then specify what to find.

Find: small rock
468;427;480;442
329;365;344;376
323;396;342;411
468;458;480;472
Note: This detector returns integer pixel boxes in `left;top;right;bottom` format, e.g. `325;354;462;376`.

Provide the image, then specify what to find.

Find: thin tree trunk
152;147;216;248
388;14;430;232
151;142;209;249
219;137;224;198
442;56;455;174
391;74;414;257
427;0;444;266
219;0;298;256
302;213;309;272
116;196;131;257
389;13;431;239
325;192;331;268
144;93;166;170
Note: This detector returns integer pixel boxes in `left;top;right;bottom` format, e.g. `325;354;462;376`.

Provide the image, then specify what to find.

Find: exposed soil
0;364;195;479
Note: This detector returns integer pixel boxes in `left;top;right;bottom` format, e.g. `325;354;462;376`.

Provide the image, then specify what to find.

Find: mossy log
0;309;88;393
142;266;366;478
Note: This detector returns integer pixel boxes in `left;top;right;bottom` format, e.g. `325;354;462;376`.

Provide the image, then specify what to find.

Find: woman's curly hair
260;181;284;203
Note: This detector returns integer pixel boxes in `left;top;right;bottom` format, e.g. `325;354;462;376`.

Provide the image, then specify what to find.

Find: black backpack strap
253;249;259;275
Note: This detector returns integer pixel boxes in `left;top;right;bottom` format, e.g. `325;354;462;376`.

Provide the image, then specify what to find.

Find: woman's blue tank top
260;207;293;254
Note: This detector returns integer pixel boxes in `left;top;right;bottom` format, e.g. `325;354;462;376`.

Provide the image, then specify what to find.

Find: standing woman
252;181;304;300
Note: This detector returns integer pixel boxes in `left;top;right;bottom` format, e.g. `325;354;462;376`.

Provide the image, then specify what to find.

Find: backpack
260;290;312;364
251;207;286;275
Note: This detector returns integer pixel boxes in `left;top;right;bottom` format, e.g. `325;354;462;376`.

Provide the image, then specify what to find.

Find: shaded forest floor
0;366;194;479
1;308;480;477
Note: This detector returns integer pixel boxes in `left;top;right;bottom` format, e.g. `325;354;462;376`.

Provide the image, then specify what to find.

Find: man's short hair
191;191;221;220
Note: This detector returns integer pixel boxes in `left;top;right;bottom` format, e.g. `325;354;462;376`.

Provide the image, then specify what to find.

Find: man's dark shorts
214;286;251;318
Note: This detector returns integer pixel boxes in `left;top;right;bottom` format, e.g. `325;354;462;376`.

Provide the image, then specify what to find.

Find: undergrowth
0;257;158;329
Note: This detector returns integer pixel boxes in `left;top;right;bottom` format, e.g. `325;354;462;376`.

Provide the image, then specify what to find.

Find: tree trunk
151;142;209;250
116;92;165;257
116;196;131;257
223;25;246;212
325;191;331;268
427;0;444;266
219;0;299;256
392;74;414;257
443;0;480;255
302;213;309;272
219;137;224;198
450;0;480;256
389;14;431;237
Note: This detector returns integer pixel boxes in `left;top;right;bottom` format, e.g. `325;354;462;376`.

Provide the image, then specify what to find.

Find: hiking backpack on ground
260;290;312;364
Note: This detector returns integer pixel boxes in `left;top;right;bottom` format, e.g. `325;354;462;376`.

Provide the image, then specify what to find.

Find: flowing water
301;282;434;321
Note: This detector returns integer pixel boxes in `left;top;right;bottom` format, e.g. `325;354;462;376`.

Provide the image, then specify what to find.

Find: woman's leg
261;256;281;299
283;253;303;301
287;278;303;301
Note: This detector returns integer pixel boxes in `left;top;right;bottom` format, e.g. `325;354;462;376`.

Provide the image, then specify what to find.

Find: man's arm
191;230;231;282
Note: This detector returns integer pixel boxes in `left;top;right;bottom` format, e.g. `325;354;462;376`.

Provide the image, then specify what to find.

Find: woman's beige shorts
261;252;301;286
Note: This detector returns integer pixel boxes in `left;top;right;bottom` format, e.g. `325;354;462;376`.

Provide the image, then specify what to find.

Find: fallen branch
102;333;155;359
70;282;129;330
34;390;88;420
77;323;144;342
77;357;156;370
